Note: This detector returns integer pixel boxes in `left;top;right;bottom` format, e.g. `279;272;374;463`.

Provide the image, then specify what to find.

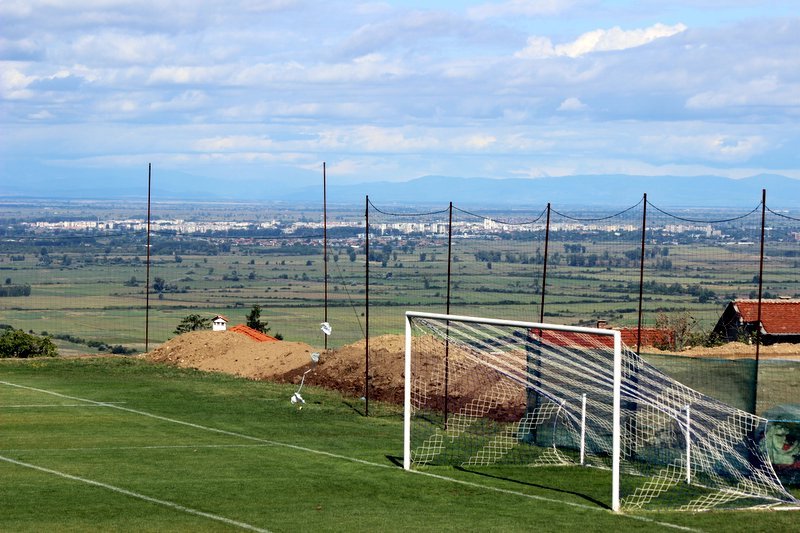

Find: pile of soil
144;331;409;403
145;331;318;380
276;335;407;403
144;330;800;404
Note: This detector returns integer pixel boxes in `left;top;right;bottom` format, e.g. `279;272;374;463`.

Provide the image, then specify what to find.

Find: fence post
636;193;647;354
364;195;370;416
323;162;328;353
446;202;453;315
444;202;453;429
539;203;551;323
753;189;766;414
145;163;152;353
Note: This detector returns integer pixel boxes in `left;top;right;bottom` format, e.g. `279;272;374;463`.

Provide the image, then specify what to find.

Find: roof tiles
733;299;800;335
229;324;279;342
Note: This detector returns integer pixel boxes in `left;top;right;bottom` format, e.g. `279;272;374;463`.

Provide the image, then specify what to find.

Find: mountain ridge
282;173;800;208
2;171;798;208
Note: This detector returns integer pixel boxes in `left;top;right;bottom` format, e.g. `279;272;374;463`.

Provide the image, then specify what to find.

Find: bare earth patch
144;330;317;380
143;330;800;402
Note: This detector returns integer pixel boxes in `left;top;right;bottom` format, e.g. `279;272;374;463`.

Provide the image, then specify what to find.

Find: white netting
405;313;799;512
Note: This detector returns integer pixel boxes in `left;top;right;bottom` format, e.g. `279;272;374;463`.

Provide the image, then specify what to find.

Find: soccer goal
403;311;799;512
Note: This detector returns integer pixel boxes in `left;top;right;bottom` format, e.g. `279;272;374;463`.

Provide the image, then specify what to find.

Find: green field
1;203;798;374
2;357;798;532
3;232;798;350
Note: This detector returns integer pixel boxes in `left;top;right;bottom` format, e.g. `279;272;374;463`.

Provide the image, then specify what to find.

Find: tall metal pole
145;163;152;352
444;202;453;429
753;189;767;414
446;202;453;316
539;203;551;323
364;195;370;417
636;193;648;354
323;162;328;353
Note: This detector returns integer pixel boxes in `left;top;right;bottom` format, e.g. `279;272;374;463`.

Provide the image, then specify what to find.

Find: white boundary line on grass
2;403;126;408
1;443;276;453
1;380;699;532
0;454;271;533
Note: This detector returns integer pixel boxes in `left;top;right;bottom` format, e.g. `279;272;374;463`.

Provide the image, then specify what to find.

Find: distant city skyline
1;1;799;196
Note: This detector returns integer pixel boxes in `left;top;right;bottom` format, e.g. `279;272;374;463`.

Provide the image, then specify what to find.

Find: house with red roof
713;299;800;345
211;315;229;331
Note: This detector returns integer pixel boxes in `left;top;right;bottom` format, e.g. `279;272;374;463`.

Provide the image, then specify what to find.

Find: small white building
212;315;229;331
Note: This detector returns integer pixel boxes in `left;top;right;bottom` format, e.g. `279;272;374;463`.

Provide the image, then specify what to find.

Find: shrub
0;329;57;358
175;314;211;335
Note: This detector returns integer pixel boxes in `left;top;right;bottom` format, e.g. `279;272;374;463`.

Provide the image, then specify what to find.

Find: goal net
403;311;798;512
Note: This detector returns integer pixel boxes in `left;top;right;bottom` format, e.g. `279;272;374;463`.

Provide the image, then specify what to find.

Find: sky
1;0;799;195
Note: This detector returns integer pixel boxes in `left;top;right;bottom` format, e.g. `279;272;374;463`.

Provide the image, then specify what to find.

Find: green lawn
1;357;798;532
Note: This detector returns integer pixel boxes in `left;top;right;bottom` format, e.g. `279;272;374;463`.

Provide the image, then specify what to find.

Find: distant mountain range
281;174;800;209
2;169;799;208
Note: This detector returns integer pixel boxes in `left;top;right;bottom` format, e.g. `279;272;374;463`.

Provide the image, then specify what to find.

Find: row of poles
142;163;770;416
361;190;771;416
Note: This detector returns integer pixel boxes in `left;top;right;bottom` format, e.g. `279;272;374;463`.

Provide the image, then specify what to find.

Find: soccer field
0;357;796;532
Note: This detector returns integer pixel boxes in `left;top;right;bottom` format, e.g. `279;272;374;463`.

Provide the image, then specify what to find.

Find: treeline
49;332;136;355
600;281;719;303
0;284;31;297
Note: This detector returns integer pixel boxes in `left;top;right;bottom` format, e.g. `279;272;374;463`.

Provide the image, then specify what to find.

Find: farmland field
2;213;798;347
1;200;798;416
1;357;798;532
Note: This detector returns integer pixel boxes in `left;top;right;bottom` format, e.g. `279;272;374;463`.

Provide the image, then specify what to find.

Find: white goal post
403;311;798;513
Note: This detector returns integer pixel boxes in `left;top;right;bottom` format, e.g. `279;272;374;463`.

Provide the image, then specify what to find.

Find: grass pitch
0;357;797;532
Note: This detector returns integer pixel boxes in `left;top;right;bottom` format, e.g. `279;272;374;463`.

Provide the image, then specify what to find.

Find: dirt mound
144;330;317;379
278;335;407;403
143;330;800;407
144;331;410;404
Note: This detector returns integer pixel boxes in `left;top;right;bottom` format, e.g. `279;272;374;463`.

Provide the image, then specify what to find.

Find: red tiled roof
537;329;615;349
620;327;673;348
212;314;229;322
537;326;672;350
733;299;800;335
229;324;279;342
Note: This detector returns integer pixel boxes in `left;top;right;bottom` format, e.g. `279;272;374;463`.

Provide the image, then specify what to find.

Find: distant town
19;216;800;245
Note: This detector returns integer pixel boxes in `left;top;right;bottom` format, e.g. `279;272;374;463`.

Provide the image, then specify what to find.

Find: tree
153;277;166;292
0;329;57;358
654;312;699;351
246;304;270;333
174;314;211;335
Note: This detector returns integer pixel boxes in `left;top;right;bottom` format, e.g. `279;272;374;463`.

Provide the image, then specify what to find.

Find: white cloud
0;64;35;99
515;23;687;59
194;135;275;152
458;134;497;150
28;109;54;120
686;76;800;109
557;97;587;111
641;134;769;163
147;65;232;85
72;32;176;65
148;90;208;112
351;126;438;152
508;158;791;181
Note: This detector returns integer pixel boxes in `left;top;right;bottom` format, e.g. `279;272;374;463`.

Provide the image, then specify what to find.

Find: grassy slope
1;357;797;532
